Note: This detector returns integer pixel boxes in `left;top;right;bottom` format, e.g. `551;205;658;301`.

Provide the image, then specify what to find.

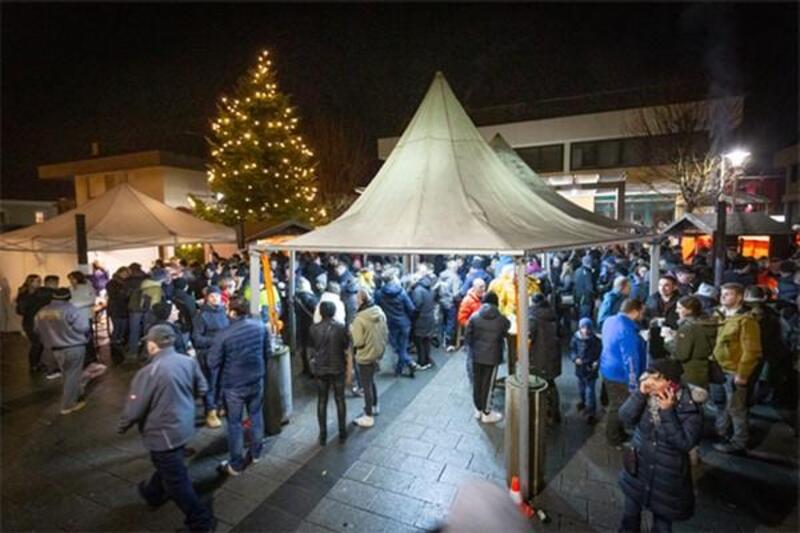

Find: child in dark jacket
570;317;602;423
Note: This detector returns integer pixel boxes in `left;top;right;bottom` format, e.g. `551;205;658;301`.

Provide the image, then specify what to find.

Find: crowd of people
12;242;800;532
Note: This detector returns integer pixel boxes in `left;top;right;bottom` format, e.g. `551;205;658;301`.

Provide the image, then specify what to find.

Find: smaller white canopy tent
0;184;235;332
0;183;235;252
489;133;642;232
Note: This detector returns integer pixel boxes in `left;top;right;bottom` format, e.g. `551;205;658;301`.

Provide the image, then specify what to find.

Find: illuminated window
35;211;45;223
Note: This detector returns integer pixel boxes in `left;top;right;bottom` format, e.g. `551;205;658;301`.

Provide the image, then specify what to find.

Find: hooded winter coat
350;303;389;364
569;331;601;379
411;277;437;338
375;281;415;329
529;303;561;379
619;386;705;521
668;317;717;388
465;304;510;366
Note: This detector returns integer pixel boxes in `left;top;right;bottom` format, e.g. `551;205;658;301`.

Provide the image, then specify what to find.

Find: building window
516;144;564;173
571;133;709;171
35;211;45;223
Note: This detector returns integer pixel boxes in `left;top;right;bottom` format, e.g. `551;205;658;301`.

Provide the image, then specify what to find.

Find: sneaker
712;442;747;455
60;400;86;415
353;415;375;428
45;370;62;380
474;409;481;420
137;481;168;507
219;460;241;476
351;387;364;397
586;414;596;426
480;411;503;424
206;410;222;429
446;345;456;353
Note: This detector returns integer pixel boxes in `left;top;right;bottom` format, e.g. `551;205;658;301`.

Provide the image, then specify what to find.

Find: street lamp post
713;149;750;288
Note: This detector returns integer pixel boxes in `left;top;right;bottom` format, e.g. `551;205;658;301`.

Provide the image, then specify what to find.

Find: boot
206;409;222;429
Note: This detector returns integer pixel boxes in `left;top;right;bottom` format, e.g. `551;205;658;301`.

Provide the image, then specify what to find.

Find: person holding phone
618;359;704;533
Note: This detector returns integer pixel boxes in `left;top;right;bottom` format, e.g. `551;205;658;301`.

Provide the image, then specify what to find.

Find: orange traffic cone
509;476;523;506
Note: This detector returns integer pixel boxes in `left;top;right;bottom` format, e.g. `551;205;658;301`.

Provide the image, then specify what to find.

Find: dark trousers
620;495;672;533
358;362;379;416
198;351;219;412
473;362;497;414
544;378;561;423
605;380;630;446
441;305;457;346
414;336;432;366
389;324;413;373
222;383;264;471
141;446;214;531
317;373;346;438
24;328;43;370
128;312;144;354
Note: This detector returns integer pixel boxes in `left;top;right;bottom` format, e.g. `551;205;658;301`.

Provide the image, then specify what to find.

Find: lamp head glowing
724;149;751;168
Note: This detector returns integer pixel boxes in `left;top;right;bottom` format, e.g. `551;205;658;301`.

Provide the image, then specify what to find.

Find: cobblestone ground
1;332;797;532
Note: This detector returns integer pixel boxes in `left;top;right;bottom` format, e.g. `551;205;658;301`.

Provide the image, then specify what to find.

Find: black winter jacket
106;278;131;318
529;303;561;379
309;318;350;375
618;387;704;521
465;304;510;366
411;278;437;339
295;291;320;342
644;292;680;329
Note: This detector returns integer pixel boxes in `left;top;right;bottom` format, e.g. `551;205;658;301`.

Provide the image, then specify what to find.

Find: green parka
668;317;718;388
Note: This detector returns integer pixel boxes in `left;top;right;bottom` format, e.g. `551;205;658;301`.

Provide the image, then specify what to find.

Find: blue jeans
577;375;597;415
441;305;457;346
621;494;672;532
128;311;144;354
388;324;413;374
110;315;128;348
222;383;264;471
141;446;214;531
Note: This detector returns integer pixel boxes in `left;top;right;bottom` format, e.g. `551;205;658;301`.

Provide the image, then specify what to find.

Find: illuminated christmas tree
190;50;324;226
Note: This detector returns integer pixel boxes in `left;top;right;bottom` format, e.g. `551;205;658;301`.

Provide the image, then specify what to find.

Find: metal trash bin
504;374;548;496
263;344;292;435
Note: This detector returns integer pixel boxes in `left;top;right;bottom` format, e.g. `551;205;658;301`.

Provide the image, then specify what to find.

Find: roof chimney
91;142;100;156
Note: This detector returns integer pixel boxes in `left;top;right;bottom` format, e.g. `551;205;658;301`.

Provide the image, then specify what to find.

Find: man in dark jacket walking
309;301;349;445
295;277;320;377
119;325;214;532
208;298;271;476
375;270;417;378
465;292;510;424
171;278;198;338
530;293;562;425
192;287;229;428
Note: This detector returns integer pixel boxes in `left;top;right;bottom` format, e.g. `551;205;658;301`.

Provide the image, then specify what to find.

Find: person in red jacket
458;278;486;327
458;278;487;381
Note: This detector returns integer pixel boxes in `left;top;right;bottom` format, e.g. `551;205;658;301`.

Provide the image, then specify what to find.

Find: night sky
2;2;797;201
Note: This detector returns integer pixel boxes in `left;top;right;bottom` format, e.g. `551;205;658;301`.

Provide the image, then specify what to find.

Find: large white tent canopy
0;183;235;253
489;133;642;232
270;72;632;256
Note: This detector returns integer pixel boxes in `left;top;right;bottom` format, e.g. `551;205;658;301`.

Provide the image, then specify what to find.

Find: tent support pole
649;239;660;294
288;250;297;356
249;246;262;318
516;257;530;499
75;214;89;274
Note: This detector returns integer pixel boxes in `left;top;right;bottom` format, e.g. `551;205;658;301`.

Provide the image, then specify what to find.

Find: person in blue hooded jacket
570;317;602;424
601;298;647;447
375;269;417;377
192;287;229;428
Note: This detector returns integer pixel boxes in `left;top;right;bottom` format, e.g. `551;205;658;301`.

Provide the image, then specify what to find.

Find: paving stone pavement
2;331;798;532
